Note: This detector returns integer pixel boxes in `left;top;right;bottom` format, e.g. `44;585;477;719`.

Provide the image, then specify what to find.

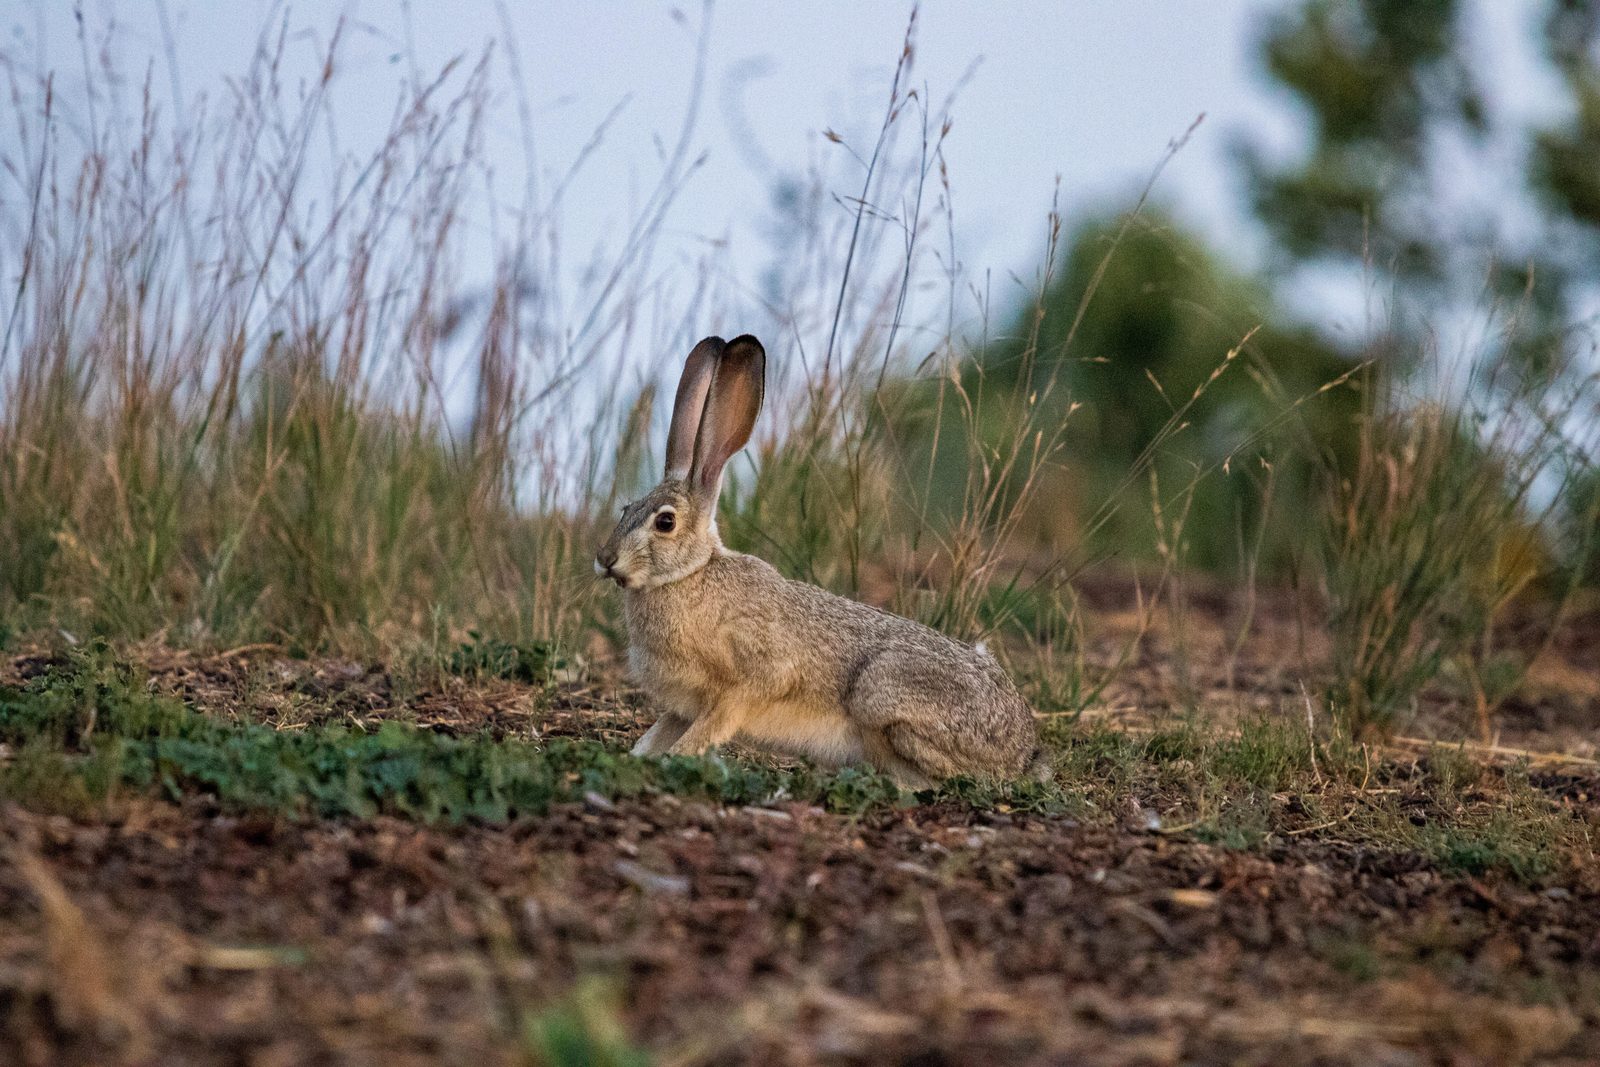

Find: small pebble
613;859;690;896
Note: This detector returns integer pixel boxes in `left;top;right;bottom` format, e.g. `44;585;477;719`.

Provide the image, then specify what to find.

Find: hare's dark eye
654;511;676;533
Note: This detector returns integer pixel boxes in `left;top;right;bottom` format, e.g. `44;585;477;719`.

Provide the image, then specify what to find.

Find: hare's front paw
631;714;689;756
665;711;740;756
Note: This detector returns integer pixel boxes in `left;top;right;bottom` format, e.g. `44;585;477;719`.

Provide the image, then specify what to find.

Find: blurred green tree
1240;0;1482;304
898;0;1600;583
1242;0;1600;371
902;209;1359;577
1241;0;1600;574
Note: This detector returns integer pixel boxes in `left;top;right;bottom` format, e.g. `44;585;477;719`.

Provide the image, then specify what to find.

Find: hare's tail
1025;747;1054;784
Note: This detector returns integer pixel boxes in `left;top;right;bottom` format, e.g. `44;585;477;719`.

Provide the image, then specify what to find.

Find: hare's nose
594;546;618;574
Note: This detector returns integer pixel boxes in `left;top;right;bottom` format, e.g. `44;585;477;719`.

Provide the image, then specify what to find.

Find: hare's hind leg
631;713;690;756
875;722;969;784
847;651;1003;783
860;730;937;790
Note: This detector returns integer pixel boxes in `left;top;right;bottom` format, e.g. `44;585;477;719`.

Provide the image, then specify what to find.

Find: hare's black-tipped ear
690;334;765;502
664;336;725;480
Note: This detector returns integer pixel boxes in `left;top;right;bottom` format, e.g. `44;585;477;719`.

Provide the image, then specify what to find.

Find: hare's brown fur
597;335;1040;787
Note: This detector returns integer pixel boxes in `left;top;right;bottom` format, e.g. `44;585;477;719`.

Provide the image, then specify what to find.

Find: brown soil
2;591;1598;1066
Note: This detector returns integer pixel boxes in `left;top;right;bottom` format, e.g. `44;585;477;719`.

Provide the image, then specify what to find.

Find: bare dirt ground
2;585;1598;1066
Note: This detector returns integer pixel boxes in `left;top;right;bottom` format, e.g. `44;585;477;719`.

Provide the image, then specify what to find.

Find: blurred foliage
1241;0;1483;292
522;979;650;1067
894;0;1600;586
1536;2;1600;236
1243;0;1600;580
899;210;1361;576
1563;464;1600;586
1244;0;1600;374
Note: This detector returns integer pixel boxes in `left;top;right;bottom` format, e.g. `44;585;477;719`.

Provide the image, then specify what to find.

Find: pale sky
7;1;1561;364
12;3;1293;288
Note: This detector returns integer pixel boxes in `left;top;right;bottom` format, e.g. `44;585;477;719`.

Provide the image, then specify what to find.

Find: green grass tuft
1420;813;1558;882
521;978;650;1067
447;631;564;686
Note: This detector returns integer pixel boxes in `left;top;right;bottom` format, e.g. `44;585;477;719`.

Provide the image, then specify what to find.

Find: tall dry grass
1321;324;1600;736
0;19;711;654
0;8;1211;716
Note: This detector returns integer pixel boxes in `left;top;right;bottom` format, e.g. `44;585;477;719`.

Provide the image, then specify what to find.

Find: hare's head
595;334;765;589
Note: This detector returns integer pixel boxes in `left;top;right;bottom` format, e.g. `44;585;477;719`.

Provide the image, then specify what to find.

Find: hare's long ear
690;334;765;503
664;336;725;480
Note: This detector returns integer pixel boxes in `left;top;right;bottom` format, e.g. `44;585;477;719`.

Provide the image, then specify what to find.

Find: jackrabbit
596;335;1043;788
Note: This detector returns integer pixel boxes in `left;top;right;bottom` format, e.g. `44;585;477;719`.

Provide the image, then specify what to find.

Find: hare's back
714;551;1010;673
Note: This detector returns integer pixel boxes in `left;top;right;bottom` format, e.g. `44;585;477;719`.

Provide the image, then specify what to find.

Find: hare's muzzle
594;546;626;587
